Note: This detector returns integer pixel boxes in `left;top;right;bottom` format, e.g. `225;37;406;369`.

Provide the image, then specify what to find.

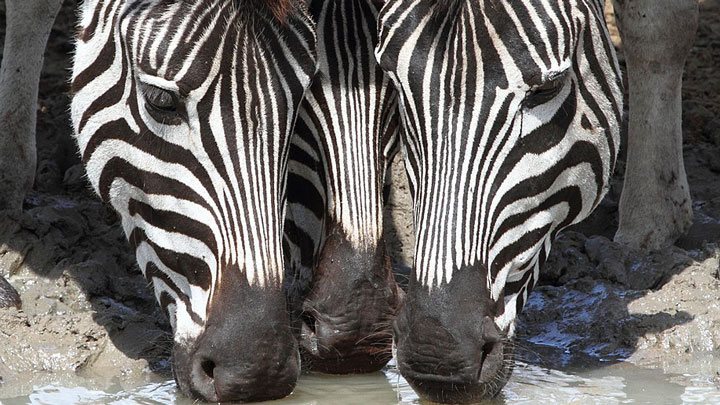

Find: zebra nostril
476;340;504;383
480;342;496;367
200;359;216;380
301;311;317;333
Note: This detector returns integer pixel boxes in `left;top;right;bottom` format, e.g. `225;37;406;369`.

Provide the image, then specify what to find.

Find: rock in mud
0;276;21;309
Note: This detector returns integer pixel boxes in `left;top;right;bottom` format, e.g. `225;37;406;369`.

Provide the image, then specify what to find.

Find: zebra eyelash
523;71;569;109
138;81;186;126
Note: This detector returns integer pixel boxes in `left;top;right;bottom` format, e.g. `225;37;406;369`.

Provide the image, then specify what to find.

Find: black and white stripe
71;0;317;343
283;0;399;300
376;0;622;333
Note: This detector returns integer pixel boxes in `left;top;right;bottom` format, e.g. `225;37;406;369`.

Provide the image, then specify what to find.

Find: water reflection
282;368;410;405
3;358;720;404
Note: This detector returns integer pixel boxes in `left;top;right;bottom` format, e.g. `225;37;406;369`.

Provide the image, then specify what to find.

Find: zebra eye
143;85;177;113
138;81;185;125
524;75;566;109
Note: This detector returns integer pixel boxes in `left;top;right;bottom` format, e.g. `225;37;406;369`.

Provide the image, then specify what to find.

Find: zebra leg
0;0;63;213
613;0;697;251
0;0;63;311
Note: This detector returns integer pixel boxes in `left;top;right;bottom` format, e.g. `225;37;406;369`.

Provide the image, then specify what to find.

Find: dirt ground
1;0;720;399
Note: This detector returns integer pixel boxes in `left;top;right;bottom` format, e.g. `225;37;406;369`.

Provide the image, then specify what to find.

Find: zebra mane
232;0;300;21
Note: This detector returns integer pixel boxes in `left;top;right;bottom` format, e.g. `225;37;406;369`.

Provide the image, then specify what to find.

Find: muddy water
3;356;720;405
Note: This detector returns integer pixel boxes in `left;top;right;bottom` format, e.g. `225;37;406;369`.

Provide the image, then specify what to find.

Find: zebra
374;0;622;402
70;0;317;402
282;0;403;374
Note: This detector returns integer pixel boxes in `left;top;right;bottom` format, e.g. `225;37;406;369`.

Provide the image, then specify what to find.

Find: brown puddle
2;356;720;404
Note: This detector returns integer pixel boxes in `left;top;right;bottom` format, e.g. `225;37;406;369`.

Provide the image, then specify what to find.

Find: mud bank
0;195;171;397
1;0;720;400
0;0;171;397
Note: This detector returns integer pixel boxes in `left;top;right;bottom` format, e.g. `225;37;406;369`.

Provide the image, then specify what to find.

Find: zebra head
71;0;316;401
283;0;403;374
376;0;622;402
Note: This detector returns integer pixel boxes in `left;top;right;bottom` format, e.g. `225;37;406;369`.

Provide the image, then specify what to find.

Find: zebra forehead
431;0;601;13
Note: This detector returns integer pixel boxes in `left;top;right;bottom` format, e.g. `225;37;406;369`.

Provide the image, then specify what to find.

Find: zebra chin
394;266;514;404
169;274;300;403
297;230;403;374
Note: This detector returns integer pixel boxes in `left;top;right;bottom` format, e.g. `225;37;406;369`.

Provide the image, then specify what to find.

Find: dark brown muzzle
395;266;513;403
172;273;300;402
299;230;403;373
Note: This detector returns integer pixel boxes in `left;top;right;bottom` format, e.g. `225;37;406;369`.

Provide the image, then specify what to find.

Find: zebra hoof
0;276;21;310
